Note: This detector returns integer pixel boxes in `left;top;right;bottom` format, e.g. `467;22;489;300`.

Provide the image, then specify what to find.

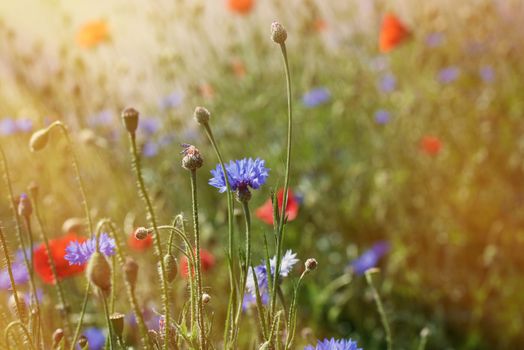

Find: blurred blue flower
82;327;105;350
350;241;390;275
479;66;495;83
425;32;444;48
374;110;390;125
139;118;161;135
302;87;331;108
0;254;29;290
305;338;362;350
64;233;115;265
209;158;269;193
242;290;269;310
378;73;396;93
87;110;112;128
23;288;44;306
437;66;460;84
159;90;184;110
0;118;33;135
142;140;159;158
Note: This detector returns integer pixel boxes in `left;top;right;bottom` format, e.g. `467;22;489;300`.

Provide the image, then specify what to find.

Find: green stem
189;170;206;349
101;292;115;350
417;328;430;350
0;226;23;319
365;270;392;350
4;321;36;350
285;271;307;349
127;133;171;349
69;282;90;350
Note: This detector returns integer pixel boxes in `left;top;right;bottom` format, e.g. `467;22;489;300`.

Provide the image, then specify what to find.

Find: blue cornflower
374;110;390;125
0;251;29;290
139;118;161;135
305;338;362;350
82;327;105;350
87;110;113;128
0;118;33;135
479;66;495;83
437;66;460;84
159;90;184;110
378;73;396;93
302;87;331;108
425;32;444;48
142;140;159;158
64;233;115;266
350;241;390;276
209;158;269;193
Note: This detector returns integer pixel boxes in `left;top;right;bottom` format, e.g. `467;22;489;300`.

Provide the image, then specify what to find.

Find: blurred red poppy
227;0;254;14
128;228;153;251
420;135;443;156
231;59;246;78
256;189;299;225
379;13;410;53
34;232;86;284
313;19;328;32
180;249;216;278
76;20;109;49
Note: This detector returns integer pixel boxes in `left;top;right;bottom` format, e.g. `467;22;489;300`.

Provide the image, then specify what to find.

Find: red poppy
180;249;216;278
313;19;328;32
420;135;442;156
128;228;153;251
379;13;410;53
33;232;86;284
256;189;299;225
199;83;215;99
231;59;246;78
227;0;254;14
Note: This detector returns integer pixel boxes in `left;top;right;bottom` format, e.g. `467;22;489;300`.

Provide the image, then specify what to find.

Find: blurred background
2;0;524;349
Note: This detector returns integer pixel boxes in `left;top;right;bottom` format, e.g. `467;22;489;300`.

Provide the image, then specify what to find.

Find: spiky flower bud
110;312;125;338
29;128;50;152
305;258;318;272
181;144;204;170
8;292;27;321
271;21;287;44
163;254;178;283
123;257;139;289
121;107;139;134
193;106;210;125
52;328;64;347
202;293;211;305
17;193;32;218
86;252;112;292
78;335;88;349
134;227;149;240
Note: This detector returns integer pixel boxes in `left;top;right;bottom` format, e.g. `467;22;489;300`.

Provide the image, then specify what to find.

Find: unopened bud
78;335;88;349
110;312;125;338
202;293;211;305
164;254;178;283
123;257;139;288
134;227;149;240
87;252;112;292
235;188;252;203
52;328;64;347
270;21;287;44
29;128;50;152
121;107;139;134
181;144;204;170
193;106;210;125
17;193;32;217
305;258;317;272
62;217;85;234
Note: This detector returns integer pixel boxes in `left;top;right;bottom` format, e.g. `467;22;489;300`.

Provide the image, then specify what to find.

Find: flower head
0;251;29;290
180;249;216;278
83;327;105;350
350;241;390;275
374;110;390;125
209;158;269;194
64;233;115;266
76;20;109;49
227;0;254;14
159;91;184;110
425;32;445;48
302;88;331;108
420;135;443;156
437;66;460;84
128;228;153;251
246;250;298;297
479;66;495;83
305;338;362;350
379;13;410;53
256;189;299;225
0;118;33;136
378;73;396;93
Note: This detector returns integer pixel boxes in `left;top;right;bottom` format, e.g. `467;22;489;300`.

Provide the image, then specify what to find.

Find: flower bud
202;293;211;305
121;107;139;134
305;258;317;272
235;187;252;203
17;193;32;218
87;252;112;292
134;227;149;240
193;106;210;125
270;21;287;44
164;254;178;283
29;128;50;152
62;217;85;234
110;312;125;338
8;292;27;322
78;335;88;349
52;328;64;347
181;144;203;170
123;257;139;289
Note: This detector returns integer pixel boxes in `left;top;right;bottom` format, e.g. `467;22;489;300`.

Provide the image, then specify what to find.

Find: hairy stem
365;270;392;350
69;282;90;350
0;226;23;319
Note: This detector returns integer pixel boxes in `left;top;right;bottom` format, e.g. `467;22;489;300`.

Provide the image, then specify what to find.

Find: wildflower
76;20;109;49
302;87;331;108
378;73;396;93
142;140;159;158
82;327;105;350
87;252;112;292
209;158;269;201
374;110;390;125
379;13;410;53
437;66;460;84
305;258;318;272
0;253;29;289
350;241;390;275
305;338;362;350
479;66;495;83
227;0;254;14
181;144;204;171
0;118;33;135
313;19;328;32
270;21;287;44
247;250;298;296
128;228;153;251
88;110;113;128
139;117;161;135
64;233;115;266
159;90;184;110
33;233;86;284
256;189;299;225
425;32;444;48
420;135;443;156
180;249;216;278
242;289;269;310
194;106;211;125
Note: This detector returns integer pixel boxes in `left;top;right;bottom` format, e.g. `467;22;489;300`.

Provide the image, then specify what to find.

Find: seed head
121;107;139;134
193;106;210;125
17;193;32;218
134;227;150;240
181;144;204;170
86;252;112;292
123;257;139;289
110;313;125;338
305;258;318;272
271;21;287;44
164;254;178;282
29;128;50;152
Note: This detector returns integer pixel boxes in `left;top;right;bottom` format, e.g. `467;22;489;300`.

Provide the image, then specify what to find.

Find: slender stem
110;255;116;313
4;321;36;350
189;170;206;349
365;270;392;350
0;226;23;319
101;292;115;350
127;133;171;349
69;282;90;350
285;271;307;349
417;328;430;350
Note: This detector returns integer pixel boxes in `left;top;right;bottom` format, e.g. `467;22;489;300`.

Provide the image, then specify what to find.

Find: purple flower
64;233;115;266
437;66;460;84
242;289;270;310
425;32;444;48
302;87;331;108
23;288;44;306
374;110;390;125
87;110;113;128
0;118;33;135
82;327;105;350
378;73;396;93
305;338;362;350
479;66;495;83
16;119;33;132
139;118;161;135
209;158;269;193
350;241;390;275
142;140;159;158
159;91;184;110
0;260;29;290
